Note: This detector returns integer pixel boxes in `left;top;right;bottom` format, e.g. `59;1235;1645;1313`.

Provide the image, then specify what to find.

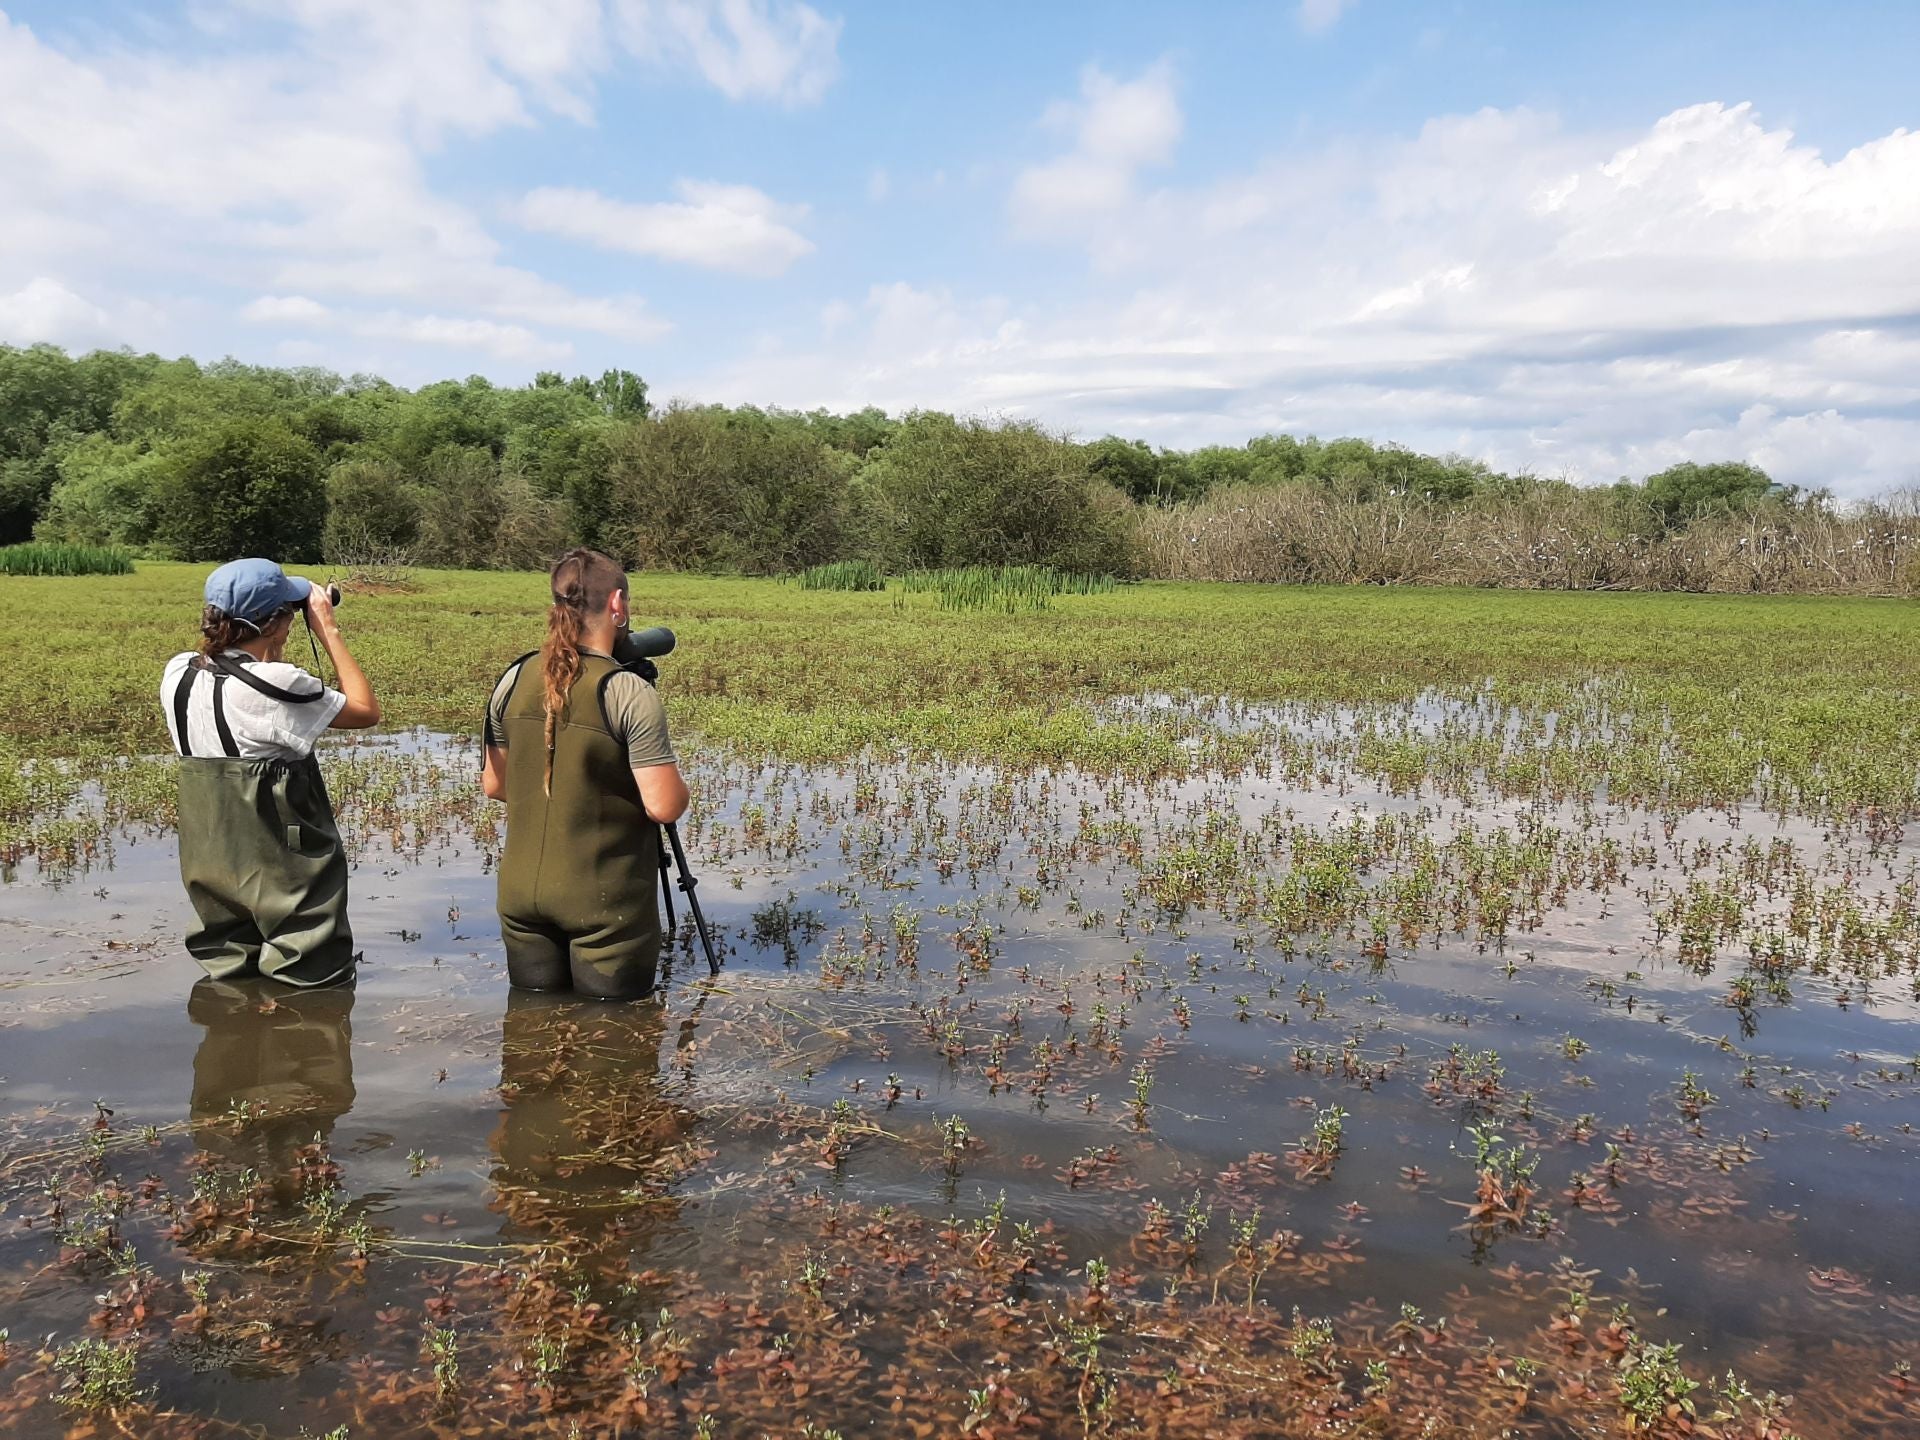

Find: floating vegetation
0;541;134;576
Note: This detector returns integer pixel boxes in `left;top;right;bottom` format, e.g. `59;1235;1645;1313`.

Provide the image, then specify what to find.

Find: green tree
1084;436;1165;504
34;434;171;548
857;413;1136;574
322;459;422;562
370;377;510;469
606;404;848;573
1156;445;1252;504
0;343;162;540
152;417;326;562
596;368;650;418
1640;461;1785;525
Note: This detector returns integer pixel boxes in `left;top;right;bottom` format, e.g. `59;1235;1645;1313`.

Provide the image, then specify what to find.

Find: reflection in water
188;977;357;1189
490;991;699;1251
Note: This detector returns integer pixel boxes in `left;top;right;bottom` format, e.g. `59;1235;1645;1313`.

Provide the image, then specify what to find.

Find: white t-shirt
160;651;347;760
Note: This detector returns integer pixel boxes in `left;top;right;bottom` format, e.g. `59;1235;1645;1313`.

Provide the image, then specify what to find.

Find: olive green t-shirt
485;650;676;770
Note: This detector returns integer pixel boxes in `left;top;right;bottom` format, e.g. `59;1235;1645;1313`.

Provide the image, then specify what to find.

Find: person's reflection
490;991;696;1252
188;976;356;1196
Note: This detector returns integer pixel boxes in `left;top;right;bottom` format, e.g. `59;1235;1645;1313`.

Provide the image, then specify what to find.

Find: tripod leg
664;822;720;977
658;841;677;932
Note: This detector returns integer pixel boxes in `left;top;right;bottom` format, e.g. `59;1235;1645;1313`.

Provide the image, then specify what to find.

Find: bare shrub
324;530;418;592
1137;483;1920;594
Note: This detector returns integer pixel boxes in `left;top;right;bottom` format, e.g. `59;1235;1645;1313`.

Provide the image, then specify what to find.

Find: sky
2;1;1919;496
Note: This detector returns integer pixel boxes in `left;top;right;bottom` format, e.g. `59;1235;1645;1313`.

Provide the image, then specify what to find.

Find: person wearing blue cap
159;558;381;987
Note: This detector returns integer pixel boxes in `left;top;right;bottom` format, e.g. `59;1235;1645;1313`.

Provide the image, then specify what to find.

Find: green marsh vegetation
796;559;886;592
0;541;132;576
2;561;1915;816
3;553;1919;1432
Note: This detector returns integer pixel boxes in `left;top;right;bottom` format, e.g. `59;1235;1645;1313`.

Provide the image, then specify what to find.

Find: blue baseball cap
204;558;312;624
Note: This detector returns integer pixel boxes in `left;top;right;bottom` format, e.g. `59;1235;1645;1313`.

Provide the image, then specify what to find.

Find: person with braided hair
481;549;689;998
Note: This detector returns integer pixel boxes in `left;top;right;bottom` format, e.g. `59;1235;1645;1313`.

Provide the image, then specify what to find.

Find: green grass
0;542;134;576
796;559;886;592
897;564;1118;611
1;562;1916;815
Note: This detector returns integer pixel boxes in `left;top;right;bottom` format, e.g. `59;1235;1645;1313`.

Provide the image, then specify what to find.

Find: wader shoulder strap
209;672;240;757
172;664;198;758
485;651;540;752
210;652;325;705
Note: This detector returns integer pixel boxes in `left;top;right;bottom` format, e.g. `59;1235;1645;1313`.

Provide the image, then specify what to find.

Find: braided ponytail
539;548;627;795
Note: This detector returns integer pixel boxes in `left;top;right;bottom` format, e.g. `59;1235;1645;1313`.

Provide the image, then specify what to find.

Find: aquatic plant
796;560;886;592
0;542;133;576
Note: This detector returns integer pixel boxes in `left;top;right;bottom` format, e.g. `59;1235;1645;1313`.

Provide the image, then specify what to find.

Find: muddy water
2;721;1918;1436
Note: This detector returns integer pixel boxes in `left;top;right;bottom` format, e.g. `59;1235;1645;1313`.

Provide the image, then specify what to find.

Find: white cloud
0;277;112;345
698;95;1920;498
241;295;330;324
516;181;814;276
0;2;804;371
257;0;613;137
350;311;572;363
1010;62;1182;245
615;0;841;105
1298;0;1357;35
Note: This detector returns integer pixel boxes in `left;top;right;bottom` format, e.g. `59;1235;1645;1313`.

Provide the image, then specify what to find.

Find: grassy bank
2;561;1917;814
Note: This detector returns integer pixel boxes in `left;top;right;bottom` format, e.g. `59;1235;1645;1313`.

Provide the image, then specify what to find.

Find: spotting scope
613;625;676;667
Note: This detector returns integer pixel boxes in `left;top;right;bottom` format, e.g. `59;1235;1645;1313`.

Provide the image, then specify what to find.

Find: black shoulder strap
210;652;324;704
171;661;198;758
484;651;540;750
209;672;240;757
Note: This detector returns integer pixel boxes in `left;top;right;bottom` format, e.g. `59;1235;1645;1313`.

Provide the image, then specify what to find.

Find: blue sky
3;1;1918;493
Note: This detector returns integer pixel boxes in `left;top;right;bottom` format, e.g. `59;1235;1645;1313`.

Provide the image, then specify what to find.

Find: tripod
656;821;720;976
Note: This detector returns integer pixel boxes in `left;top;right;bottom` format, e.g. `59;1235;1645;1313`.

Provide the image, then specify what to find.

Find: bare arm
633;762;689;823
306;586;381;729
482;744;508;801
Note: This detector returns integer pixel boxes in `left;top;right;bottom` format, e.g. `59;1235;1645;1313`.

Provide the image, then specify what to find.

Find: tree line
3;342;1912;593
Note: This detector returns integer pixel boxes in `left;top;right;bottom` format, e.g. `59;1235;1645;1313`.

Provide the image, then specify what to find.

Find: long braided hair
541;548;627;794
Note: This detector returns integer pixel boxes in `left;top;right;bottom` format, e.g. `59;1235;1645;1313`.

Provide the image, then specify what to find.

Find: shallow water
2;718;1917;1436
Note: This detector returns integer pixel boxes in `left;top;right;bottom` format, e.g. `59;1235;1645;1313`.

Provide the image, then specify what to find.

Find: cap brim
283;576;313;606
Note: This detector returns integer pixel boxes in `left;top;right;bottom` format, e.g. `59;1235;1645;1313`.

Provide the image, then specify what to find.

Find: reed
0;543;134;577
796;560;886;592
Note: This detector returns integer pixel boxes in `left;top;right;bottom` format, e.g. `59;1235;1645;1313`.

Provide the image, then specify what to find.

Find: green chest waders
495;653;662;998
172;656;355;988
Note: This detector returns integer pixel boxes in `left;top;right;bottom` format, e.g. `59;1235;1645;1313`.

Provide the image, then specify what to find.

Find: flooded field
2;695;1918;1437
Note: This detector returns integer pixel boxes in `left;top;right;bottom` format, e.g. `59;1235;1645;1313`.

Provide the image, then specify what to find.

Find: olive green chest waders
172;655;354;988
495;653;662;999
